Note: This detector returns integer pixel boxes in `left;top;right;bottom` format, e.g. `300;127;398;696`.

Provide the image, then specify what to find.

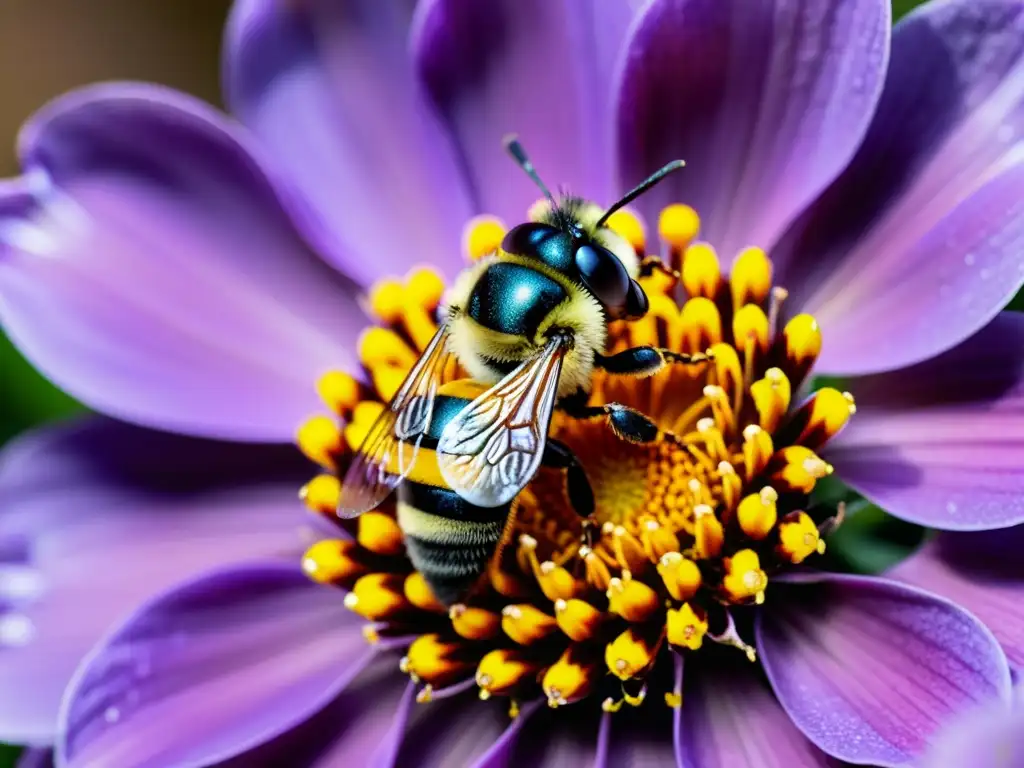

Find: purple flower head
0;0;1022;766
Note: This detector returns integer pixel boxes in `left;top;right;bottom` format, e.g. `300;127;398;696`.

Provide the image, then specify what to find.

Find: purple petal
777;0;1024;375
225;0;473;284
678;655;833;768
757;573;1012;767
0;83;366;442
217;654;415;767
57;562;372;768
615;0;889;260
826;313;1024;530
16;749;52;768
414;0;636;221
0;418;310;745
395;693;513;768
473;703;598;768
890;527;1024;673
920;695;1024;768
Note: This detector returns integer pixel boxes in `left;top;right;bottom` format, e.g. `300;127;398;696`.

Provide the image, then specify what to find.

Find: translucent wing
337;326;451;518
437;337;567;508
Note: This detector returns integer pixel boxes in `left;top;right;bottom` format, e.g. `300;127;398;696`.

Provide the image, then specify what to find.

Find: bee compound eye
575;244;631;311
625;279;649;319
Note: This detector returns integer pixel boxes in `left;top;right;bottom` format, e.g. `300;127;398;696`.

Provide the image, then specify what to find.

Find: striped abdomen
396;389;512;606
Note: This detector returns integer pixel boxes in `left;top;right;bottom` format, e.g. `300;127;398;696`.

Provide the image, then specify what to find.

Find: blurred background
0;0;1015;764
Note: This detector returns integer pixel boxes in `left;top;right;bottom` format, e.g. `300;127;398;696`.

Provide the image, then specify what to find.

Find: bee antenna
595;160;686;229
503;134;556;206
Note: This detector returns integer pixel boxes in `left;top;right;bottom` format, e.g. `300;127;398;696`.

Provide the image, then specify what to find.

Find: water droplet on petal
104;706;121;724
946;501;958;515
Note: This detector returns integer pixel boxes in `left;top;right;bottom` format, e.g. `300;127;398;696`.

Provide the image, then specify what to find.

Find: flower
0;0;1022;766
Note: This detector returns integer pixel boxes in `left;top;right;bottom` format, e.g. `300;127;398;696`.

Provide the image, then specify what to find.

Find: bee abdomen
396;492;508;606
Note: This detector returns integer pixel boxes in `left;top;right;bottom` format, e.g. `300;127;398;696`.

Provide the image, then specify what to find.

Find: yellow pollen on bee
666;602;708;650
463;215;507;261
778;512;826;564
722;549;768;604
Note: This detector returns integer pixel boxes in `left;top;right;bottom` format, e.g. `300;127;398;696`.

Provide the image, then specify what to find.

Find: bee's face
501;221;649;321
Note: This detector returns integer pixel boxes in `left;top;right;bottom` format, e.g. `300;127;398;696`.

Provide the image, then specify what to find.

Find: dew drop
979;268;991;280
963;253;975;266
104;706;121;724
0;567;45;601
946;501;958;515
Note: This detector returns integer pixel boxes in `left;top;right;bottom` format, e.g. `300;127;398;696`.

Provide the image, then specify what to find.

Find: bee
337;138;706;602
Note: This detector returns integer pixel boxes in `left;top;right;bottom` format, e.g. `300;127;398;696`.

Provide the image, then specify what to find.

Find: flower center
296;203;853;712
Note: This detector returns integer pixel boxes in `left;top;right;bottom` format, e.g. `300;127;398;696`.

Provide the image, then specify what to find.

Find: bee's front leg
594;347;712;378
541;438;594;520
560;397;687;450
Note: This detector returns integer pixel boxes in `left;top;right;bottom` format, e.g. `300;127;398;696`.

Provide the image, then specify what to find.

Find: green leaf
0;329;85;448
820;501;928;575
0;745;22;768
892;0;929;21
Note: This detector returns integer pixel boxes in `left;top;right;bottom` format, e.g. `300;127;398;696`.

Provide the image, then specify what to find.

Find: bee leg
638;255;681;281
594;347;712;378
561;400;687;450
542;439;595;519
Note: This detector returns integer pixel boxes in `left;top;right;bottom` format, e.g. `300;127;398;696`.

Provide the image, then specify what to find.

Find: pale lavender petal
890;527;1024;673
615;0;889;260
827;313;1024;529
395;693;512;768
678;656;833;768
920;695;1024;768
225;0;473;283
778;0;1024;375
57;563;372;768
414;0;638;222
0;83;366;442
0;418;311;745
757;573;1012;767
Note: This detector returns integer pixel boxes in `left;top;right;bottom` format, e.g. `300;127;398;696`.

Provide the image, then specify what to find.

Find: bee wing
437;336;567;508
337;326;452;518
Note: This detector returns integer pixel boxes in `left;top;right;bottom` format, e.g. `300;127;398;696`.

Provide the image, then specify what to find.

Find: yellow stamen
358;327;419;370
737;486;779;540
639;518;680;562
722;549;767;604
708;342;743;404
297;416;343;469
405;267;445;309
778;512;826;564
793;387;856;449
693;505;724;559
666;603;708;650
681;242;721;298
611;526;649;575
542;647;600;707
680;297;723;351
367;279;406;324
730;246;772;308
501;604;559;645
605;209;646;254
733;304;770;356
343;401;384;451
302;539;366;587
463;215;506;261
299;474;341;516
316;371;362;416
659;204;701;254
749;368;791;433
553;598;604;642
405;634;474;688
404;572;445;613
717;461;742;512
449;604;501;641
358;512;405;556
741;424;774;481
605;627;661;680
657;552;702;601
606;576;660;623
581;547;613;591
773;445;833;494
783;314;822;369
476;649;539;697
345;573;409;620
